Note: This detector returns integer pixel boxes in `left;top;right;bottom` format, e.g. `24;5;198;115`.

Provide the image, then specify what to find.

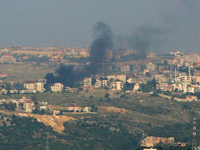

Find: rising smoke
45;21;113;87
128;26;165;54
114;25;165;55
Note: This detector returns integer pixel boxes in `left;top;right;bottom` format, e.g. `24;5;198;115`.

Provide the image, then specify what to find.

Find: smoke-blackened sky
0;0;200;53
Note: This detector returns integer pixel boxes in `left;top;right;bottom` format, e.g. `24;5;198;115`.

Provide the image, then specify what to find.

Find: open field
0;62;57;82
0;62;82;82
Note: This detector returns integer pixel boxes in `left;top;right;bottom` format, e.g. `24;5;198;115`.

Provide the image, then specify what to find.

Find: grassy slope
0;63;56;82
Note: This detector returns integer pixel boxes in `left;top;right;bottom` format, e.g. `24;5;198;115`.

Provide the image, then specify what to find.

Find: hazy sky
0;0;200;53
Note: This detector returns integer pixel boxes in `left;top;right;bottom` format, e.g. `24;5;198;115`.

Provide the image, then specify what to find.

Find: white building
83;78;92;86
116;74;126;82
102;80;109;87
127;78;137;84
146;62;157;71
94;79;102;88
121;64;130;72
110;81;124;91
133;83;140;91
35;82;45;92
50;83;64;93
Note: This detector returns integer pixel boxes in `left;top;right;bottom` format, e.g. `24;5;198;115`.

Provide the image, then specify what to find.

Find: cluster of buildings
0;46;90;63
82;74;127;92
148;52;200;94
0;79;46;94
1;49;200;100
0;97;92;114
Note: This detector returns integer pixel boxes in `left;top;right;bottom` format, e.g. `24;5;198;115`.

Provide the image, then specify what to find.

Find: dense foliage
63;116;142;150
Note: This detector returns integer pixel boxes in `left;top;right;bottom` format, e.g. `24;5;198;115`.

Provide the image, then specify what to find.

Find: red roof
186;95;197;98
68;104;81;108
23;80;37;83
27;100;33;103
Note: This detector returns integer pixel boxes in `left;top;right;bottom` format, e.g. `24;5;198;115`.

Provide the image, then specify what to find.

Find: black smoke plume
55;64;75;87
129;26;164;55
45;21;113;87
90;21;113;64
114;25;165;58
80;21;113;77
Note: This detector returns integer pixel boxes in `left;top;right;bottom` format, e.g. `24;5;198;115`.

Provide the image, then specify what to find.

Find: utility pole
192;117;197;150
46;133;49;150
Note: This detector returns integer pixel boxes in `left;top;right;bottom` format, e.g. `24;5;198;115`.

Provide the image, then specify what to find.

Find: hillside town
0;47;200;149
0;47;200;102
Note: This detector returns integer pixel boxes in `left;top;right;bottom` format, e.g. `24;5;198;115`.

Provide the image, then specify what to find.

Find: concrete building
94;79;102;88
19;97;34;112
0;54;16;63
50;83;64;93
102;79;109;87
133;83;140;91
121;64;130;72
35;82;45;92
186;95;198;101
116;74;126;82
23;80;36;90
83;78;92;87
146;62;157;71
67;104;82;112
110;81;124;91
65;87;79;93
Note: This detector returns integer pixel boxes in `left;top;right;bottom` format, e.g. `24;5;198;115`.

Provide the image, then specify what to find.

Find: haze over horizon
0;0;200;53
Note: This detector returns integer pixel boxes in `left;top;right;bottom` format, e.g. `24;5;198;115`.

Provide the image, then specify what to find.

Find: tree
91;76;96;86
105;93;110;98
147;78;156;88
7;90;11;96
145;72;151;77
5;83;11;90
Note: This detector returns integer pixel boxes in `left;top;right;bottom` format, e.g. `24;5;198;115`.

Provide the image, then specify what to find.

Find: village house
67;104;82;112
0;73;8;78
50;83;64;93
146;62;157;71
18;97;34;112
109;81;124;91
94;79;102;88
82;107;92;112
0;54;16;63
83;77;92;86
121;64;130;73
186;95;198;101
23;80;36;90
65;86;79;93
23;80;45;93
53;110;61;115
133;83;140;91
116;74;126;82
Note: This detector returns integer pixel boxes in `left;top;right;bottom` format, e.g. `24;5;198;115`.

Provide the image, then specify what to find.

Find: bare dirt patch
0;110;75;133
98;106;132;114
